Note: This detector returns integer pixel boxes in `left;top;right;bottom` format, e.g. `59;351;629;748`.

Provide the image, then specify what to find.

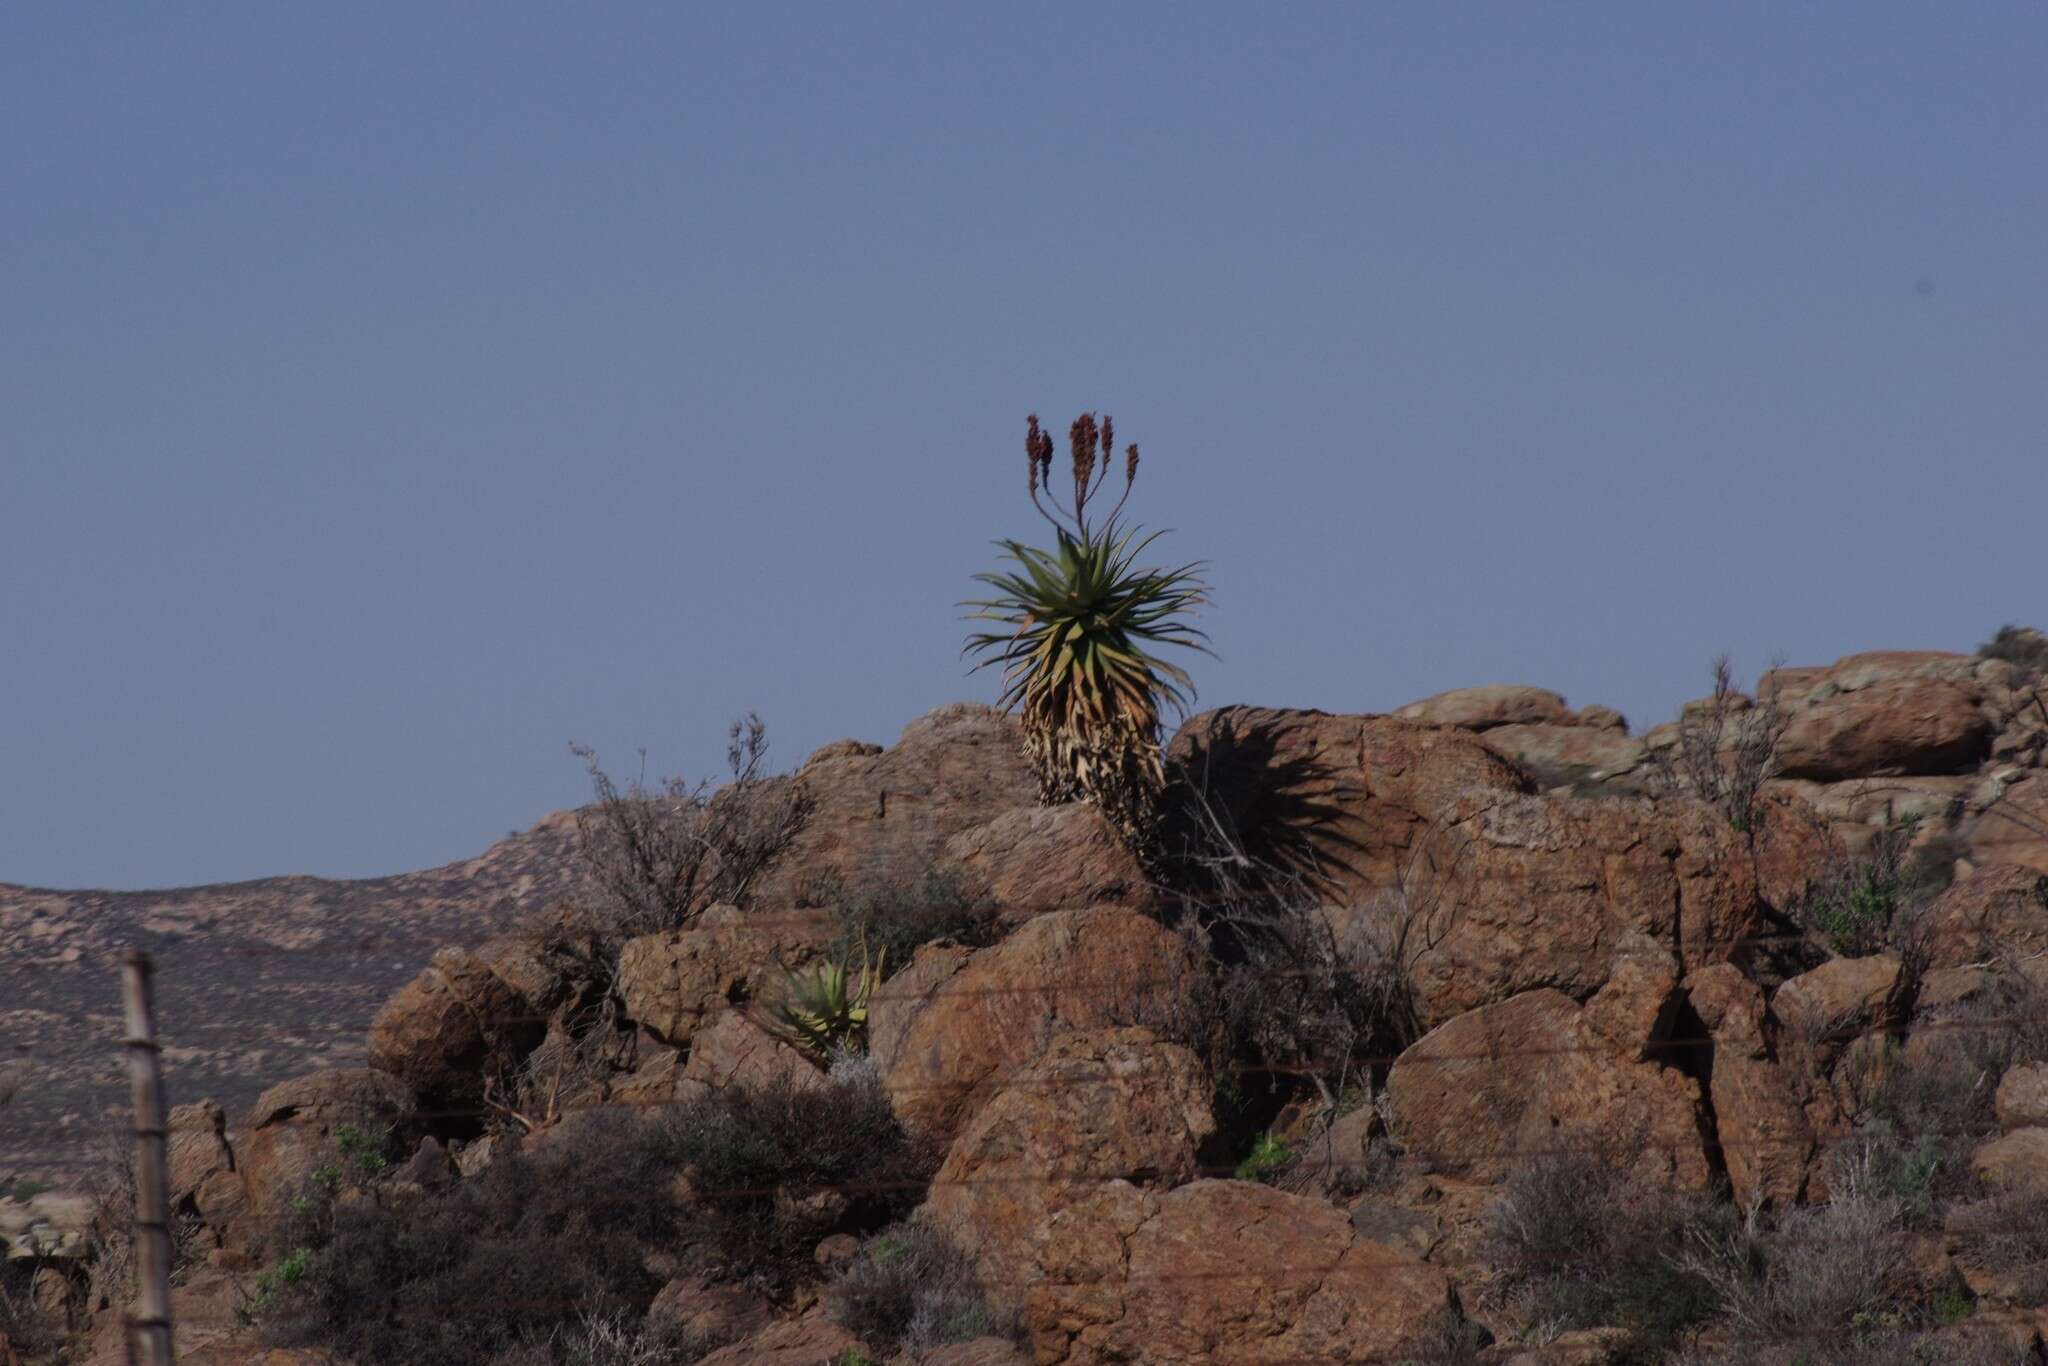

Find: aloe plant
964;413;1210;852
765;942;887;1056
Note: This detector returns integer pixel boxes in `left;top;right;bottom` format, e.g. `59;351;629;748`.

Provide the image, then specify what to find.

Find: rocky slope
7;644;2048;1363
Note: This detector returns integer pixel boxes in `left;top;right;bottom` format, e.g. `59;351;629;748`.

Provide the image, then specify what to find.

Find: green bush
1232;1131;1291;1185
1792;816;1947;959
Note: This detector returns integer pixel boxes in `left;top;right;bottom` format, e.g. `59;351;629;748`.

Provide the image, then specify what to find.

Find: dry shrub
824;1219;1015;1355
261;1059;926;1364
1652;653;1790;835
1949;1179;2048;1306
0;1261;62;1362
1979;625;2048;678
261;1106;690;1363
1485;1152;1732;1353
1675;1191;1908;1352
492;1310;729;1366
1215;887;1425;1109
658;1052;929;1281
808;865;1001;973
571;715;810;941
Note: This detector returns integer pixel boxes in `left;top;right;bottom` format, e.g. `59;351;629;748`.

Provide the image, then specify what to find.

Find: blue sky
4;5;2043;890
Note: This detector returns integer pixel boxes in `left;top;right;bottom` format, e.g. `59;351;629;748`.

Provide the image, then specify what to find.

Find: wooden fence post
120;950;175;1366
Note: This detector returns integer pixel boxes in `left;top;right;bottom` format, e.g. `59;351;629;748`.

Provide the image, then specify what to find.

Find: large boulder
1393;685;1578;731
1165;707;1530;900
1773;667;1992;781
1996;1064;2048;1135
165;1100;248;1250
742;704;1040;908
1969;774;2048;876
366;946;545;1112
1026;1179;1459;1363
923;1028;1213;1297
1918;866;2048;969
1772;954;1910;1074
1475;722;1647;793
673;1009;823;1101
875;908;1212;1144
1407;791;1770;1027
1386;988;1710;1188
696;1311;866;1366
239;1068;417;1217
1167;707;1786;1026
1683;964;1821;1208
614;905;836;1049
941;803;1157;926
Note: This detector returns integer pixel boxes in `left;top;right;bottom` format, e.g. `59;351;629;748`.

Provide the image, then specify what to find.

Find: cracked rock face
1025;1179;1458;1363
1385;987;1711;1190
922;1026;1215;1302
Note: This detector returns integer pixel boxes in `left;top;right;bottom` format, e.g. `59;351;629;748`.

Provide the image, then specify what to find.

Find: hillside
0;812;587;1186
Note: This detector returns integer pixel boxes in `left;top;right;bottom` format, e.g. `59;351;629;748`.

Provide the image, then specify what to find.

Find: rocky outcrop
941;803;1157;926
1927;871;2048;983
1407;791;1774;1027
614;905;836;1050
1386;988;1710;1188
923;1028;1213;1298
1682;964;1820;1208
1025;1179;1459;1363
1165;707;1530;902
238;1068;417;1218
1775;677;1993;782
874;908;1212;1144
742;704;1039;907
1393;685;1580;731
366;946;546;1113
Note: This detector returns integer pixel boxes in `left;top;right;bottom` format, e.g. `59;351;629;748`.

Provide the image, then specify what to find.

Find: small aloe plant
765;939;887;1057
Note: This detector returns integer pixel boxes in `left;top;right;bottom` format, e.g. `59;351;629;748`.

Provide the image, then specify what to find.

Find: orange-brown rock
1681;964;1818;1208
238;1068;417;1217
672;1008;822;1102
923;1027;1213;1298
1919;866;2048;969
1772;955;1910;1095
1393;684;1578;731
1386;988;1709;1188
1165;707;1530;900
1973;1129;2048;1189
1026;1179;1458;1363
1997;1064;2048;1135
165;1100;248;1248
742;704;1039;908
878;908;1211;1144
1407;792;1767;1027
614;905;835;1049
696;1311;866;1366
941;802;1157;926
648;1273;773;1343
1970;774;2048;876
1475;722;1647;790
366;946;545;1111
914;1340;1032;1366
1776;678;1993;781
1170;708;1786;1025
